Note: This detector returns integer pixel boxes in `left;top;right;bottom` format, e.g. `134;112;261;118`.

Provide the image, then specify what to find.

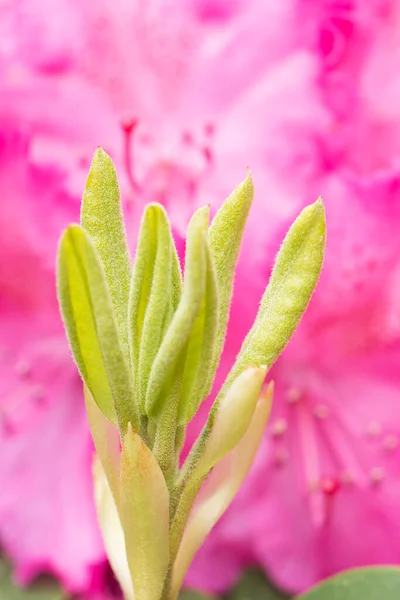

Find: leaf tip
65;222;82;238
310;195;326;220
244;167;254;187
92;146;112;165
296;196;326;251
84;147;118;197
126;421;134;438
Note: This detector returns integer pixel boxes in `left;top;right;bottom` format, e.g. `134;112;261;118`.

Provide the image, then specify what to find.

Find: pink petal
3;0;400;597
0;313;106;593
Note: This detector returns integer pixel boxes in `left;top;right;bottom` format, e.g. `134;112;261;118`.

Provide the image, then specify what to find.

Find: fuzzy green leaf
120;425;170;600
128;204;181;413
145;207;210;421
220;198;325;394
57;225;137;430
81;148;131;354
178;238;219;424
209;172;254;373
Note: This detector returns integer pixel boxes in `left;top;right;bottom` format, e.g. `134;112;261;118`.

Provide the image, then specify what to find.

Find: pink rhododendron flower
1;0;400;597
186;178;400;594
185;1;400;593
0;129;109;593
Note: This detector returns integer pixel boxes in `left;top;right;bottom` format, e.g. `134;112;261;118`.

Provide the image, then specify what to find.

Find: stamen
121;118;142;194
286;387;302;404
296;400;326;526
297;402;320;487
370;467;385;486
320;476;340;496
271;418;288;437
313;404;330;420
317;410;367;485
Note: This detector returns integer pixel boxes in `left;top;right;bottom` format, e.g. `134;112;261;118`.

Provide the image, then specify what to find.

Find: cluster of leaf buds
57;149;326;600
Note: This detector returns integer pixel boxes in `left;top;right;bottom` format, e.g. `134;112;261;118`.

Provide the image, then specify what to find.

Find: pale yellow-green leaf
93;457;134;600
222;198;325;394
129;204;181;413
198;366;267;471
57;226;115;423
57;225;137;430
209;172;254;373
81;148;131;354
145;207;209;420
170;368;267;562
172;384;273;597
120;424;170;600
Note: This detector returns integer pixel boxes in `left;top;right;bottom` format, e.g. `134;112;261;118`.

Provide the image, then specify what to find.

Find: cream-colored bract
93;457;134;600
87;377;274;600
87;386;170;600
171;383;273;599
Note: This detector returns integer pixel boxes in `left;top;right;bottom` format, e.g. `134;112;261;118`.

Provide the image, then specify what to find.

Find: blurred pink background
1;1;400;598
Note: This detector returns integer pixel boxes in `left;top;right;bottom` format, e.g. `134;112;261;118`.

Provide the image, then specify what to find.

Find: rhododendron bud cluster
2;1;400;598
56;148;325;600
